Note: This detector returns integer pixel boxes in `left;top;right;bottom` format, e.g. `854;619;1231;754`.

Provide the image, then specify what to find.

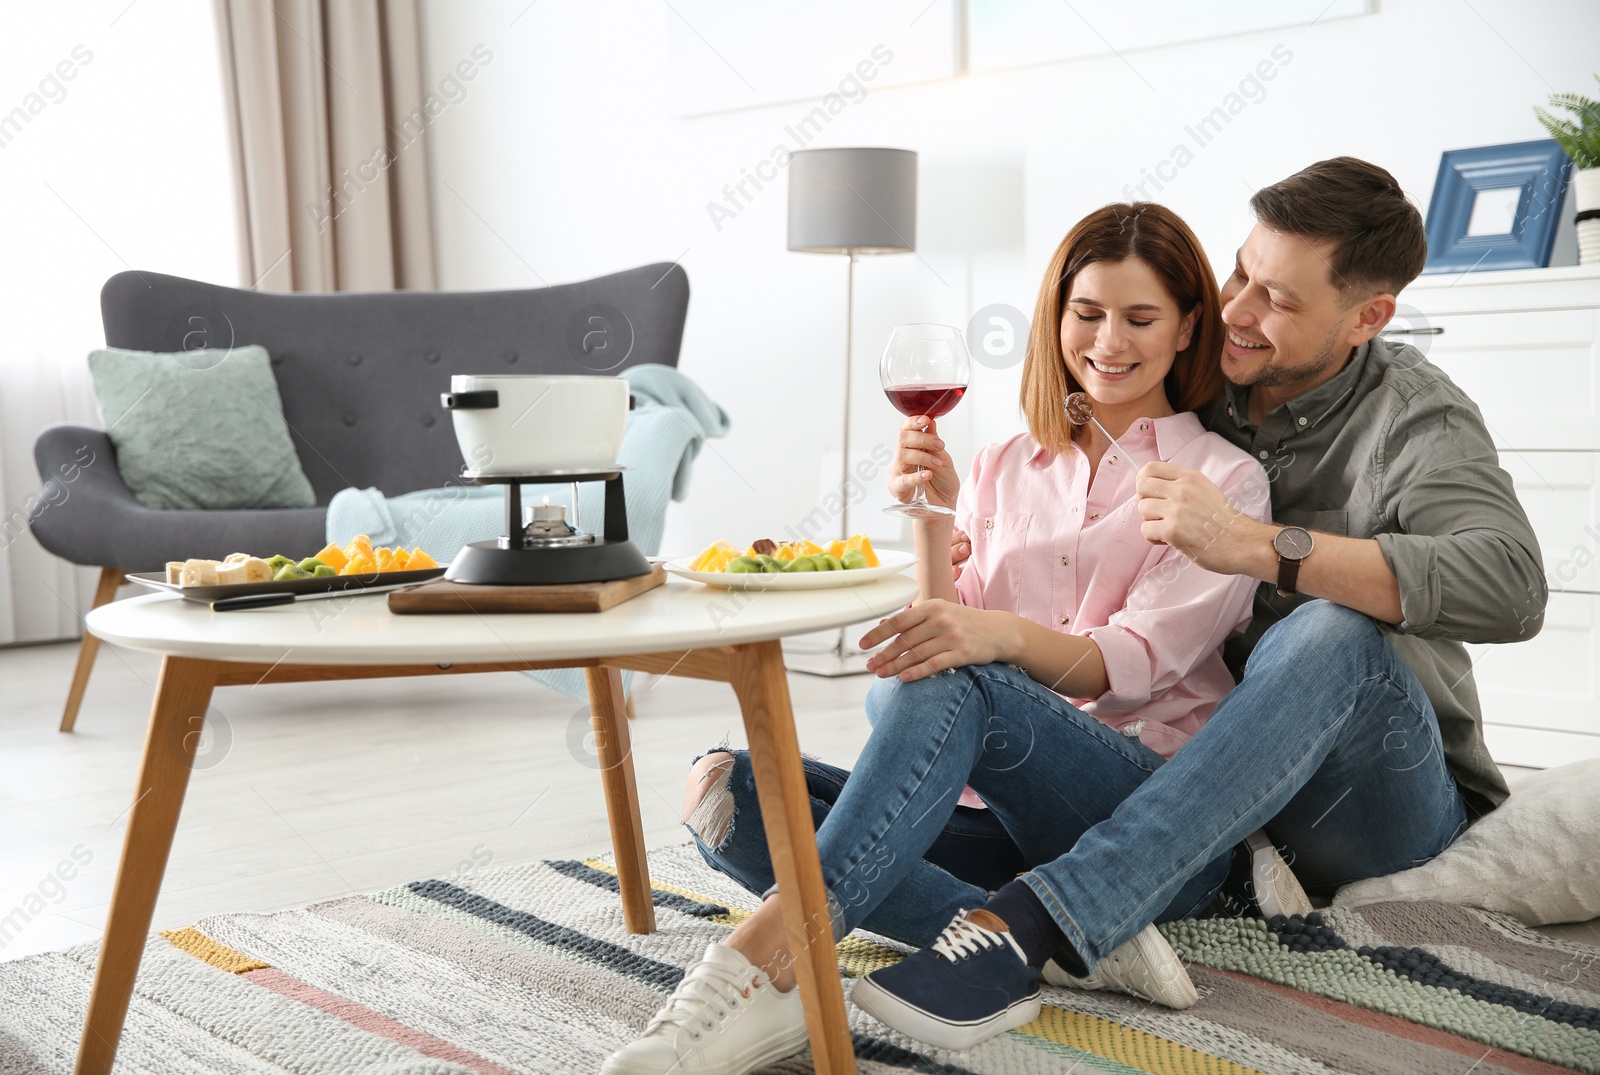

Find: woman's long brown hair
1020;202;1223;454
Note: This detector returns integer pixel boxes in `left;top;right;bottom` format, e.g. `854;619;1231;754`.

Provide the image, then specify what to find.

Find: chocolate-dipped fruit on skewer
1064;391;1136;462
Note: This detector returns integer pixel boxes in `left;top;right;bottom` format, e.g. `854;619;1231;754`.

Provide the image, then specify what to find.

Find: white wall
0;0;237;643
418;0;1600;559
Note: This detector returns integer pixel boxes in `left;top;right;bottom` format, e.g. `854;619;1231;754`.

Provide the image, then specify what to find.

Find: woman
602;203;1272;1074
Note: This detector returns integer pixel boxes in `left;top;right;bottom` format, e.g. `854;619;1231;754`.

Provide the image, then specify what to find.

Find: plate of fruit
126;535;445;602
664;534;914;590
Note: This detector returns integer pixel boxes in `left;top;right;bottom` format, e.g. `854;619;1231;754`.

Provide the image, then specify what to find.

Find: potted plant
1535;74;1600;265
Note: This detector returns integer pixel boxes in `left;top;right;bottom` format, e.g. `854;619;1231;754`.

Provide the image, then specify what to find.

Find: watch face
1274;526;1314;560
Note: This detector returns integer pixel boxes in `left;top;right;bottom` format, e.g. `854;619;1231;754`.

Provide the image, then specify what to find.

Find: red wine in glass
885;384;966;419
880;324;971;520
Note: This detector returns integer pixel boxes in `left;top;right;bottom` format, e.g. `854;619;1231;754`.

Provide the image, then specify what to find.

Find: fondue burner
444;468;652;586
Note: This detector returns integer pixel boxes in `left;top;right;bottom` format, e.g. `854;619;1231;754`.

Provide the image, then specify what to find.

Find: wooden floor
1;638;1594;964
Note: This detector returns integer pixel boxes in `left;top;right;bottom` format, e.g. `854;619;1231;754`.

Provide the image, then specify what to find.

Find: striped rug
2;843;1597;1074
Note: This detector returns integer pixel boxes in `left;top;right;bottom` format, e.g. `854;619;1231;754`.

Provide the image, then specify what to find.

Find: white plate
663;548;916;590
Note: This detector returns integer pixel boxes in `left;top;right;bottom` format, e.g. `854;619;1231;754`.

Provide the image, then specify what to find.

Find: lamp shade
787;147;916;255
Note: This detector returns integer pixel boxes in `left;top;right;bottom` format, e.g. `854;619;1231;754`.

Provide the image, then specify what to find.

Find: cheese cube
165;562;185;584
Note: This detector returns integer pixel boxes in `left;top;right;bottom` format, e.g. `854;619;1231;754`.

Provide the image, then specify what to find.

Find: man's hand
950;527;971;581
1135;460;1271;573
858;599;1014;681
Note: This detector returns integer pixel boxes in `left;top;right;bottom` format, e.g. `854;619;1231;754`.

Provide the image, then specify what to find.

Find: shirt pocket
1274;507;1349;537
971;511;1032;607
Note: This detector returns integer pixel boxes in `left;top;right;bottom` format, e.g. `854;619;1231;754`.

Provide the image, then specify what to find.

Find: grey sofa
32;263;689;730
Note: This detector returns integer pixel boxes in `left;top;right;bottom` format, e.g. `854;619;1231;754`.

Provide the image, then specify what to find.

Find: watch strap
1276;556;1301;598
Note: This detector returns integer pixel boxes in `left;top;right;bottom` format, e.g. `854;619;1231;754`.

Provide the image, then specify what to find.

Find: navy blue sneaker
850;909;1041;1050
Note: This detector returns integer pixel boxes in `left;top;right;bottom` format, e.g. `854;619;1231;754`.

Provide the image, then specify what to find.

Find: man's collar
1222;340;1370;431
1221;379;1252;429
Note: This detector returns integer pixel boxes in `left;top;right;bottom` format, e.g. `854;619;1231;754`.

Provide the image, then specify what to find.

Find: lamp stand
786;252;874;678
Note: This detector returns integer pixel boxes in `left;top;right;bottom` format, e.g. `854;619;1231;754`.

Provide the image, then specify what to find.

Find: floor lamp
784;147;918;677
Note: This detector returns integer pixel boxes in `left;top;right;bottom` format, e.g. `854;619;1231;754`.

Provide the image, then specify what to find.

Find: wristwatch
1273;525;1314;597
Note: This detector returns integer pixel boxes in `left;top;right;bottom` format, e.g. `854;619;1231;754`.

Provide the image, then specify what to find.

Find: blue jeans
688;601;1469;964
687;751;1030;945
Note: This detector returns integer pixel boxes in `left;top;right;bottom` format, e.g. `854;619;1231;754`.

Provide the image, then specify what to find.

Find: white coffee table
74;572;917;1075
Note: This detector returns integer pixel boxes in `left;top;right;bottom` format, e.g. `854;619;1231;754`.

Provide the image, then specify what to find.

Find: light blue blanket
326;364;729;701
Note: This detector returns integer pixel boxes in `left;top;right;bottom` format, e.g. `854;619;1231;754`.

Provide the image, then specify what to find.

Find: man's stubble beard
1228;321;1346;389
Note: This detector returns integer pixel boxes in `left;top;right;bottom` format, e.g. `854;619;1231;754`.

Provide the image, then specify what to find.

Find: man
860;156;1546;1042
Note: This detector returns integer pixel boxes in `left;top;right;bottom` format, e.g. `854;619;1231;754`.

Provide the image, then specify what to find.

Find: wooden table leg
729;640;856;1075
75;656;218;1075
584;666;656;934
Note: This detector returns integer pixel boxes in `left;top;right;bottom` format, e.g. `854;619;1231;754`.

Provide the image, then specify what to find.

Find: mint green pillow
88;344;316;511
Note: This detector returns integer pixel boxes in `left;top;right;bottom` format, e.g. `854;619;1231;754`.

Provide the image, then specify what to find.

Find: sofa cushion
1332;758;1600;925
88;344;315;511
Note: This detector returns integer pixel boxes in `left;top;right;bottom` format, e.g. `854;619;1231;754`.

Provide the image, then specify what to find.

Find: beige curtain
213;0;436;291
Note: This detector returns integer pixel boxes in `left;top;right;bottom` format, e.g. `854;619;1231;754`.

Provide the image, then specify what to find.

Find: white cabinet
1398;265;1600;768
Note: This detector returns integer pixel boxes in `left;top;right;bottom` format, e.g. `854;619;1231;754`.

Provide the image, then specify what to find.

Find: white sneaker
1244;828;1313;921
601;942;809;1075
1041;923;1199;1009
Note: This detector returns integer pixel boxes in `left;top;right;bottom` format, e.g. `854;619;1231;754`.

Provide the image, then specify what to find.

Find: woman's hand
890;416;958;511
858;599;1016;681
950;527;971;581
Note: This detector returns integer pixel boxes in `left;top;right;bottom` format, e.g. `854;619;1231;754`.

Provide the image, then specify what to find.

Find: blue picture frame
1422;140;1571;274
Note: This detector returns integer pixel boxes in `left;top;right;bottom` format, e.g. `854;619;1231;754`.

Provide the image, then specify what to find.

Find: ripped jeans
685;601;1470;964
685;749;1032;946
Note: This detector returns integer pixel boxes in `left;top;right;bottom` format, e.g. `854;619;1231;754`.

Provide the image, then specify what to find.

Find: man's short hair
1250;157;1427;303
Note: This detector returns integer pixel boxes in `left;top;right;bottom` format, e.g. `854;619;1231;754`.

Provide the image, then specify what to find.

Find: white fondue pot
441;374;628;475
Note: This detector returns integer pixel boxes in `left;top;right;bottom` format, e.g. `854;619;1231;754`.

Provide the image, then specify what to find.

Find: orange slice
314;542;349;572
845;533;880;567
691;540;739;572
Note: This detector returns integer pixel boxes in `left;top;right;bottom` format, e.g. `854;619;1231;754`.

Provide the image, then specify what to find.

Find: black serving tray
125;567;446;604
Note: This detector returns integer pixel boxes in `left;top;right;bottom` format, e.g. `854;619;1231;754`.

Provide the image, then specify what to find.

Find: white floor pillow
1332;757;1600;925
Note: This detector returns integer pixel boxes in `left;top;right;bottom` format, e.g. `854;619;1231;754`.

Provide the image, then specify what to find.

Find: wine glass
881;323;970;519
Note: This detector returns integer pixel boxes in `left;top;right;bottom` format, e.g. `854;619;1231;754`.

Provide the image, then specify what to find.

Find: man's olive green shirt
1202;335;1547;822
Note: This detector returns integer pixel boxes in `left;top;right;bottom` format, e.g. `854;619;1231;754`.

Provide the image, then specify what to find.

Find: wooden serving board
388;564;665;614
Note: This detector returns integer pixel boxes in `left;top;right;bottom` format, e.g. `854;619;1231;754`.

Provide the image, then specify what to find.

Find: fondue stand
444;467;653;586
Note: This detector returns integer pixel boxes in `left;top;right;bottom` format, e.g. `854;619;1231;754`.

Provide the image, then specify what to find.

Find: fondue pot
441;374;628;475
